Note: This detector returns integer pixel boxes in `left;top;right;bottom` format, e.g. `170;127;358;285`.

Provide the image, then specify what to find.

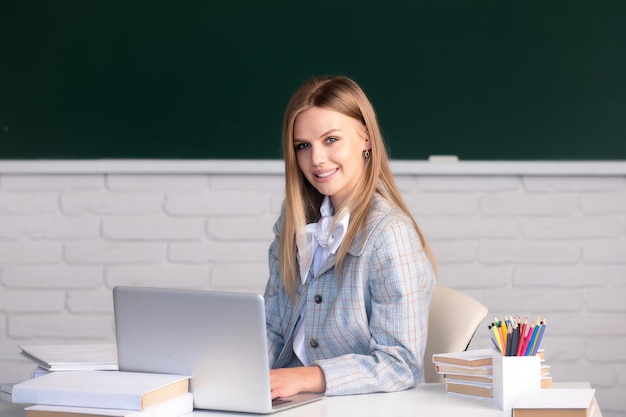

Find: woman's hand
269;366;326;399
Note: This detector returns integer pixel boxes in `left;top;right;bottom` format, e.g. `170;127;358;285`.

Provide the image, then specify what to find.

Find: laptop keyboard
272;398;293;407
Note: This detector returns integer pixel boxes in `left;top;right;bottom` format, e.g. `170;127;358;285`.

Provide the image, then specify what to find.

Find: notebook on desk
112;286;324;414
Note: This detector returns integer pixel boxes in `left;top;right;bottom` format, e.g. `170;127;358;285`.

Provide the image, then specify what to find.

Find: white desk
0;383;602;417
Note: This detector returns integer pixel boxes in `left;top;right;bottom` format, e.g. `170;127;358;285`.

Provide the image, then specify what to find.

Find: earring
363;150;371;158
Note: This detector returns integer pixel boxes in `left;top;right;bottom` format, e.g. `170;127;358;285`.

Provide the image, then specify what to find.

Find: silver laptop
112;286;324;413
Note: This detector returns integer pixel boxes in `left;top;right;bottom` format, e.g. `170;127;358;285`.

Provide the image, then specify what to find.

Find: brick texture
1;170;625;416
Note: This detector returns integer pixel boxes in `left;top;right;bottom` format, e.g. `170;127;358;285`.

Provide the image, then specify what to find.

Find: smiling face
293;106;370;209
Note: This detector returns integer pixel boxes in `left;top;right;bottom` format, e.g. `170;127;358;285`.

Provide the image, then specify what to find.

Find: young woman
264;76;436;398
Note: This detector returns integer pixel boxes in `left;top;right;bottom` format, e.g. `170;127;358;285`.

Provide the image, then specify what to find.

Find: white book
12;371;190;411
445;378;492;388
20;344;118;371
512;388;596;417
432;348;493;367
24;392;193;417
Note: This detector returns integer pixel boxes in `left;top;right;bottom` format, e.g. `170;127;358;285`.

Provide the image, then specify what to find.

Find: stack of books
433;348;494;399
18;344;118;378
432;348;552;399
12;370;193;417
11;344;193;417
539;351;552;389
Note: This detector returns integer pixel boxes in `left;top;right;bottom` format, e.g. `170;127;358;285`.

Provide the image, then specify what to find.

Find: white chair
423;286;489;383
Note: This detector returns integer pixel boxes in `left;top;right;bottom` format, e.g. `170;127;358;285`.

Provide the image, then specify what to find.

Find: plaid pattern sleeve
264;213;293;369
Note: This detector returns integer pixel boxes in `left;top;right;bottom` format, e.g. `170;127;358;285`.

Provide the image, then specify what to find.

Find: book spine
24;393;194;417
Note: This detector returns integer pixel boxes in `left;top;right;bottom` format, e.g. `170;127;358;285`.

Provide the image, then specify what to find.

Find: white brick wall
0;161;625;417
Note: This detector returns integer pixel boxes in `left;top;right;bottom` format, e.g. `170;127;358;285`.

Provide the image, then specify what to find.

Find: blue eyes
294;137;338;151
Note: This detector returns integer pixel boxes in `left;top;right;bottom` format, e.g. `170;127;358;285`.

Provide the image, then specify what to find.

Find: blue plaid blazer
264;193;436;396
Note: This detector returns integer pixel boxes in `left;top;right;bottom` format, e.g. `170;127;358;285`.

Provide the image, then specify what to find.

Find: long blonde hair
279;76;436;297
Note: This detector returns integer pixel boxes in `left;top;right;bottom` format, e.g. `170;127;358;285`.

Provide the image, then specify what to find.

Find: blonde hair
279;76;436;297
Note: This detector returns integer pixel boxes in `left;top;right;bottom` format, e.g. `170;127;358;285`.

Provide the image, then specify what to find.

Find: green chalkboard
1;1;625;160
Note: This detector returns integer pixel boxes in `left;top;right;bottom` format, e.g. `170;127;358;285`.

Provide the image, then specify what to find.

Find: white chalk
428;155;459;162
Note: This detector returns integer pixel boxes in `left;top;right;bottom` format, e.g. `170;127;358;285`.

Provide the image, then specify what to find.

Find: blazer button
314;294;323;303
309;339;319;348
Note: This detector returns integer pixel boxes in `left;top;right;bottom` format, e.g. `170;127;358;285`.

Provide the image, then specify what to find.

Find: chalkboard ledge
1;160;626;176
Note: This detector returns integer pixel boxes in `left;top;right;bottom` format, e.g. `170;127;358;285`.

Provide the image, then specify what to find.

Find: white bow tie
297;196;350;284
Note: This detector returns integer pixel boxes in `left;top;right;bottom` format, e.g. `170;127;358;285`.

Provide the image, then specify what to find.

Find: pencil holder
492;349;541;414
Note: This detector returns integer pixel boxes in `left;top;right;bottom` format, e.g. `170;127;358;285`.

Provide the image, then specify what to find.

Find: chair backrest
423;286;489;383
